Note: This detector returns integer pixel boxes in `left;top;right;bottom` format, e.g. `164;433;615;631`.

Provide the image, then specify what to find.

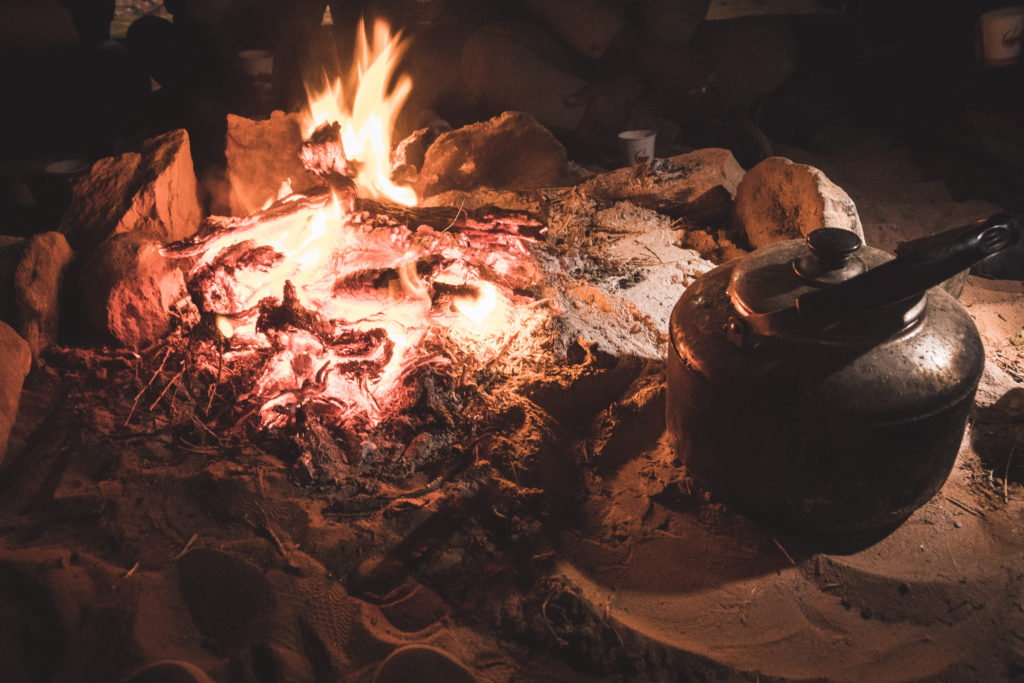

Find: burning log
300;121;359;208
255;281;396;364
356;197;546;239
332;255;449;297
257;281;335;342
190;241;285;314
300;121;349;177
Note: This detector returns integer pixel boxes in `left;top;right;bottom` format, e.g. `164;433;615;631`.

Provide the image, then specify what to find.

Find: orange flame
167;20;535;431
303;19;416;206
453;281;499;324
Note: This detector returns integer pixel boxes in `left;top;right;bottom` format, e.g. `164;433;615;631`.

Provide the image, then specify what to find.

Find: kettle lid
727;215;1022;342
727;229;899;340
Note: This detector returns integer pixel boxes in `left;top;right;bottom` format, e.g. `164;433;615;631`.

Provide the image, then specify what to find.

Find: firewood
355;197;545;238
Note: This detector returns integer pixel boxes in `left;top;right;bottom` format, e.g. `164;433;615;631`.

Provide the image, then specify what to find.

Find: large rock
60;129;201;251
0;321;31;462
579;148;744;223
734;156;863;248
415;111;568;198
81;230;190;348
226;111;321;216
13;232;74;361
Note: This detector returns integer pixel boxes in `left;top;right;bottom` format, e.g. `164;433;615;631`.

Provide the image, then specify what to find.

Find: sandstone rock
392;126;440;171
60;129;201;251
415;111;568;198
734;156;864;249
13;232;74;361
975;360;1023;412
81;230;191;348
0;321;31;462
391;126;445;188
226;111;321;216
579;148;744;223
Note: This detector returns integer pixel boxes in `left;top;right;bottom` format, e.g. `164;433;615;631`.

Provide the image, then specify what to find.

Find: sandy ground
1;131;1023;683
554;134;1024;681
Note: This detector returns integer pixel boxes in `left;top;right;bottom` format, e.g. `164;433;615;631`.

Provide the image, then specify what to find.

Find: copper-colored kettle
667;214;1021;534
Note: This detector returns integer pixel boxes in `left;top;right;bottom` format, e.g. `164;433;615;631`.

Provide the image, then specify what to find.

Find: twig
772;538;797;567
541;595;569;647
123;561;140;578
441;198;467;233
253;503;288;557
186;411;222;443
205;341;225;416
170;533;198;561
123;347;172;427
149;367;185;411
943;495;984;518
484;332;519;371
640;242;664;264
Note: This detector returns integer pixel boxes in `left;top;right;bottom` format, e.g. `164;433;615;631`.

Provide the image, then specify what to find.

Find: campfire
145;21;559;489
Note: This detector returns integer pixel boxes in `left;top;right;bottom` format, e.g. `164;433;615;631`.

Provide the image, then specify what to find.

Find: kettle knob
796;228;864;282
808;228;862;260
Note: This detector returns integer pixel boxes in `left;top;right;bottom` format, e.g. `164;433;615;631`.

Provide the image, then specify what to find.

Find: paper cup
618;129;656;167
979;7;1024;67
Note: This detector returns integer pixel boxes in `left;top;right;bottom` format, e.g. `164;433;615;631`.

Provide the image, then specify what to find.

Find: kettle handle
797;213;1022;329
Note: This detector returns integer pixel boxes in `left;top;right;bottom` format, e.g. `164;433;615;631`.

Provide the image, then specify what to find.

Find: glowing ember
453;281;499;325
166;21;544;435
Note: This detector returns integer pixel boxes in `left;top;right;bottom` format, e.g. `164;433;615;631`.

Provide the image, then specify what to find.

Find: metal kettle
666;214;1021;534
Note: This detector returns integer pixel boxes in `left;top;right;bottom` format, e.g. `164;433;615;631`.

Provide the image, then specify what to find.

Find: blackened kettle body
667;215;1021;534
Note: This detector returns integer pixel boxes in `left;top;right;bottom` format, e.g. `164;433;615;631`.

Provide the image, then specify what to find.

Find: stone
975;359;1023;412
60;129;201;251
226;111;321;216
579;148;744;223
0;321;31;462
13;232;74;361
415;111;568;198
81;230;191;349
391;126;439;172
734;156;864;249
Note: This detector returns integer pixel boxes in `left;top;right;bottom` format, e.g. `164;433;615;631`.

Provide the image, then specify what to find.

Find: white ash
593;201;675;234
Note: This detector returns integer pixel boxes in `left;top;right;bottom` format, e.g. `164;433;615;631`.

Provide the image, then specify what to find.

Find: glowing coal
168;187;541;432
161;20;549;438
